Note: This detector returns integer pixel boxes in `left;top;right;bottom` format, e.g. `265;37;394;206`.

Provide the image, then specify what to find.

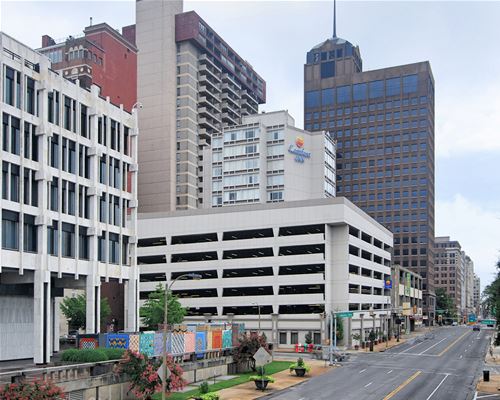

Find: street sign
481;319;496;325
253;347;272;367
336;312;353;318
468;314;477;323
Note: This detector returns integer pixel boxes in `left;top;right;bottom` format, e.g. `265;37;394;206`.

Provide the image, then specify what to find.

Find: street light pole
161;273;201;400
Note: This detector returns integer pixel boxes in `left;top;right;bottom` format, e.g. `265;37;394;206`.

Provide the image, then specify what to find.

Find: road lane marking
438;331;470;356
418;337;447;355
459;355;463;358
425;373;449;400
387;370;393;374
477;394;500;399
365;382;373;387
383;370;422;400
359;369;367;373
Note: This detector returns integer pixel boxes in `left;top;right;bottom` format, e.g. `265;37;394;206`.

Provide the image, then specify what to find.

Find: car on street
473;324;481;331
452;321;458;326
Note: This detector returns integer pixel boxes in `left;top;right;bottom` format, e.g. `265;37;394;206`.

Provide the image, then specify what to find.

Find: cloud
435;81;500;158
436;194;500;290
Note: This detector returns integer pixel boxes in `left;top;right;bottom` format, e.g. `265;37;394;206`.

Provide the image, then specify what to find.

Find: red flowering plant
118;350;185;400
0;379;64;399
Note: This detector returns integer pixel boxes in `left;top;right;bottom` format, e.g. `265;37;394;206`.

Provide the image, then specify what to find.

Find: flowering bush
118;350;185;400
0;380;64;399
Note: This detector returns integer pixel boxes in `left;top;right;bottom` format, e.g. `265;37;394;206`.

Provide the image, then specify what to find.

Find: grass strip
155;361;290;400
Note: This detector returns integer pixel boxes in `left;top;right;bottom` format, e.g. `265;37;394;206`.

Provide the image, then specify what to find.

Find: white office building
138;198;392;348
0;33;138;362
203;110;336;207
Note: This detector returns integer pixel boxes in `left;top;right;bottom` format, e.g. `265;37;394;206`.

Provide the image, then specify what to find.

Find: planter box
293;367;306;377
254;379;271;390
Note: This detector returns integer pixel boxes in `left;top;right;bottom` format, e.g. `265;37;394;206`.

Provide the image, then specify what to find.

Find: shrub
102;348;125;360
75;349;109;363
200;393;220;400
61;348;80;362
199;381;209;395
233;332;270;371
0;380;64;399
249;375;275;383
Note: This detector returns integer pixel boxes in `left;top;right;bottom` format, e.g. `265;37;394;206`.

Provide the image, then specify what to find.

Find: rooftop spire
333;0;337;38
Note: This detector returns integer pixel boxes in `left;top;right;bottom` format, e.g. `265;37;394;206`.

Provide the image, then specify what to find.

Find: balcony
198;106;221;123
222;100;240;116
199;64;221;82
199;86;221;103
199;53;221;73
222;82;240;98
222;112;240;126
199;75;221;93
222;73;241;90
198;117;220;132
221;92;240;109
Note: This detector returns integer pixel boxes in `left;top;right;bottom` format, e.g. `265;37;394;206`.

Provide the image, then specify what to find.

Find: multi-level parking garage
138;198;392;347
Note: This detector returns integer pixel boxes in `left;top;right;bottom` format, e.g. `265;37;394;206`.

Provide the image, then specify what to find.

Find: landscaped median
154;361;290;400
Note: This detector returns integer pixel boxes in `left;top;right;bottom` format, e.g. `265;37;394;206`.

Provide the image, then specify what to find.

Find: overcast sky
2;0;499;290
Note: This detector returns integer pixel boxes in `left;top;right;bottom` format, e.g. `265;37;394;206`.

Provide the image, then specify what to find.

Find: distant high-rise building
434;237;466;316
464;255;475;315
202;110;336;207
473;274;481;315
304;28;435;321
38;22;137;112
136;0;265;213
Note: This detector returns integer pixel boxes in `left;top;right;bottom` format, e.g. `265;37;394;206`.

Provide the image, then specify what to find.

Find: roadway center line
387;370;393;374
383;371;422;400
365;382;373;388
425;374;449;400
418;337;447;355
438;331;470;356
359;369;367;374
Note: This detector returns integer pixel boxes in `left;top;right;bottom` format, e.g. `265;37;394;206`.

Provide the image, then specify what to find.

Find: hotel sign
288;136;311;163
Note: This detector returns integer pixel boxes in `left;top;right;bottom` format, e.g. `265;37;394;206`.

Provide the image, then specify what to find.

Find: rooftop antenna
333;0;337;38
90;17;93;26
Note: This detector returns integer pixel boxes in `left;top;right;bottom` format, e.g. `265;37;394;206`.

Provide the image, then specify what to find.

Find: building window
50;134;59;168
290;331;299;345
79;226;89;260
109;232;120;264
2;209;19;250
98;233;107;262
321;61;335;79
305;90;320;108
337;86;351;103
313;332;321;344
386;77;401;96
23;214;37;253
47;220;58;255
26;77;35;115
353;83;367;101
369;80;384;99
3;66;15;106
321;88;334;106
61;222;75;258
279;332;287;345
403;74;418;94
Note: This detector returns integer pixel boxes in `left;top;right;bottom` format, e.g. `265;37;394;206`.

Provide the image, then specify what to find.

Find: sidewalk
218;359;334;400
476;336;500;394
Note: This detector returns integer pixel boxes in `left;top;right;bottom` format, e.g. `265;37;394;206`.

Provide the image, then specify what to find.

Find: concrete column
347;317;352;349
53;297;60;353
34;270;51;364
226;313;234;324
86;278;100;334
359;314;365;342
271;313;279;347
320;313;326;344
372;315;376;332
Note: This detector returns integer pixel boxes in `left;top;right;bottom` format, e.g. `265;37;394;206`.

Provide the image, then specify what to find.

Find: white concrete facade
0;33;138;362
203;110;336;208
138;198;392;347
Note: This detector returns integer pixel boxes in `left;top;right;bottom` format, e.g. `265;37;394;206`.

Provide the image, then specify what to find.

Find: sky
1;0;499;290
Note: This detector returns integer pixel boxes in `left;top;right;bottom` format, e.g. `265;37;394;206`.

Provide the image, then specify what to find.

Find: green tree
483;260;500;321
60;293;111;330
304;331;313;345
435;288;457;319
336;316;344;342
139;283;187;330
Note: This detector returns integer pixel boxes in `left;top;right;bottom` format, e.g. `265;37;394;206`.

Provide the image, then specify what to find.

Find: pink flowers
118;350;186;399
0;379;64;399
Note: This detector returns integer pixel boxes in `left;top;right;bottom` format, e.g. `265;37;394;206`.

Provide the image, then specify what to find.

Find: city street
268;326;492;400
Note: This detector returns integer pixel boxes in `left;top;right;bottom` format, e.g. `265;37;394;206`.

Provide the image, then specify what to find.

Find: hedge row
61;348;125;363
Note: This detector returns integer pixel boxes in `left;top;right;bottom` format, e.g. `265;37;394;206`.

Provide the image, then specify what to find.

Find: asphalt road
268;326;492;400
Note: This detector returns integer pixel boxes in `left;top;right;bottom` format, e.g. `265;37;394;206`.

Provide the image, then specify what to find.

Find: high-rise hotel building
202;110;336;207
0;33;138;362
304;36;435;322
137;0;265;213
